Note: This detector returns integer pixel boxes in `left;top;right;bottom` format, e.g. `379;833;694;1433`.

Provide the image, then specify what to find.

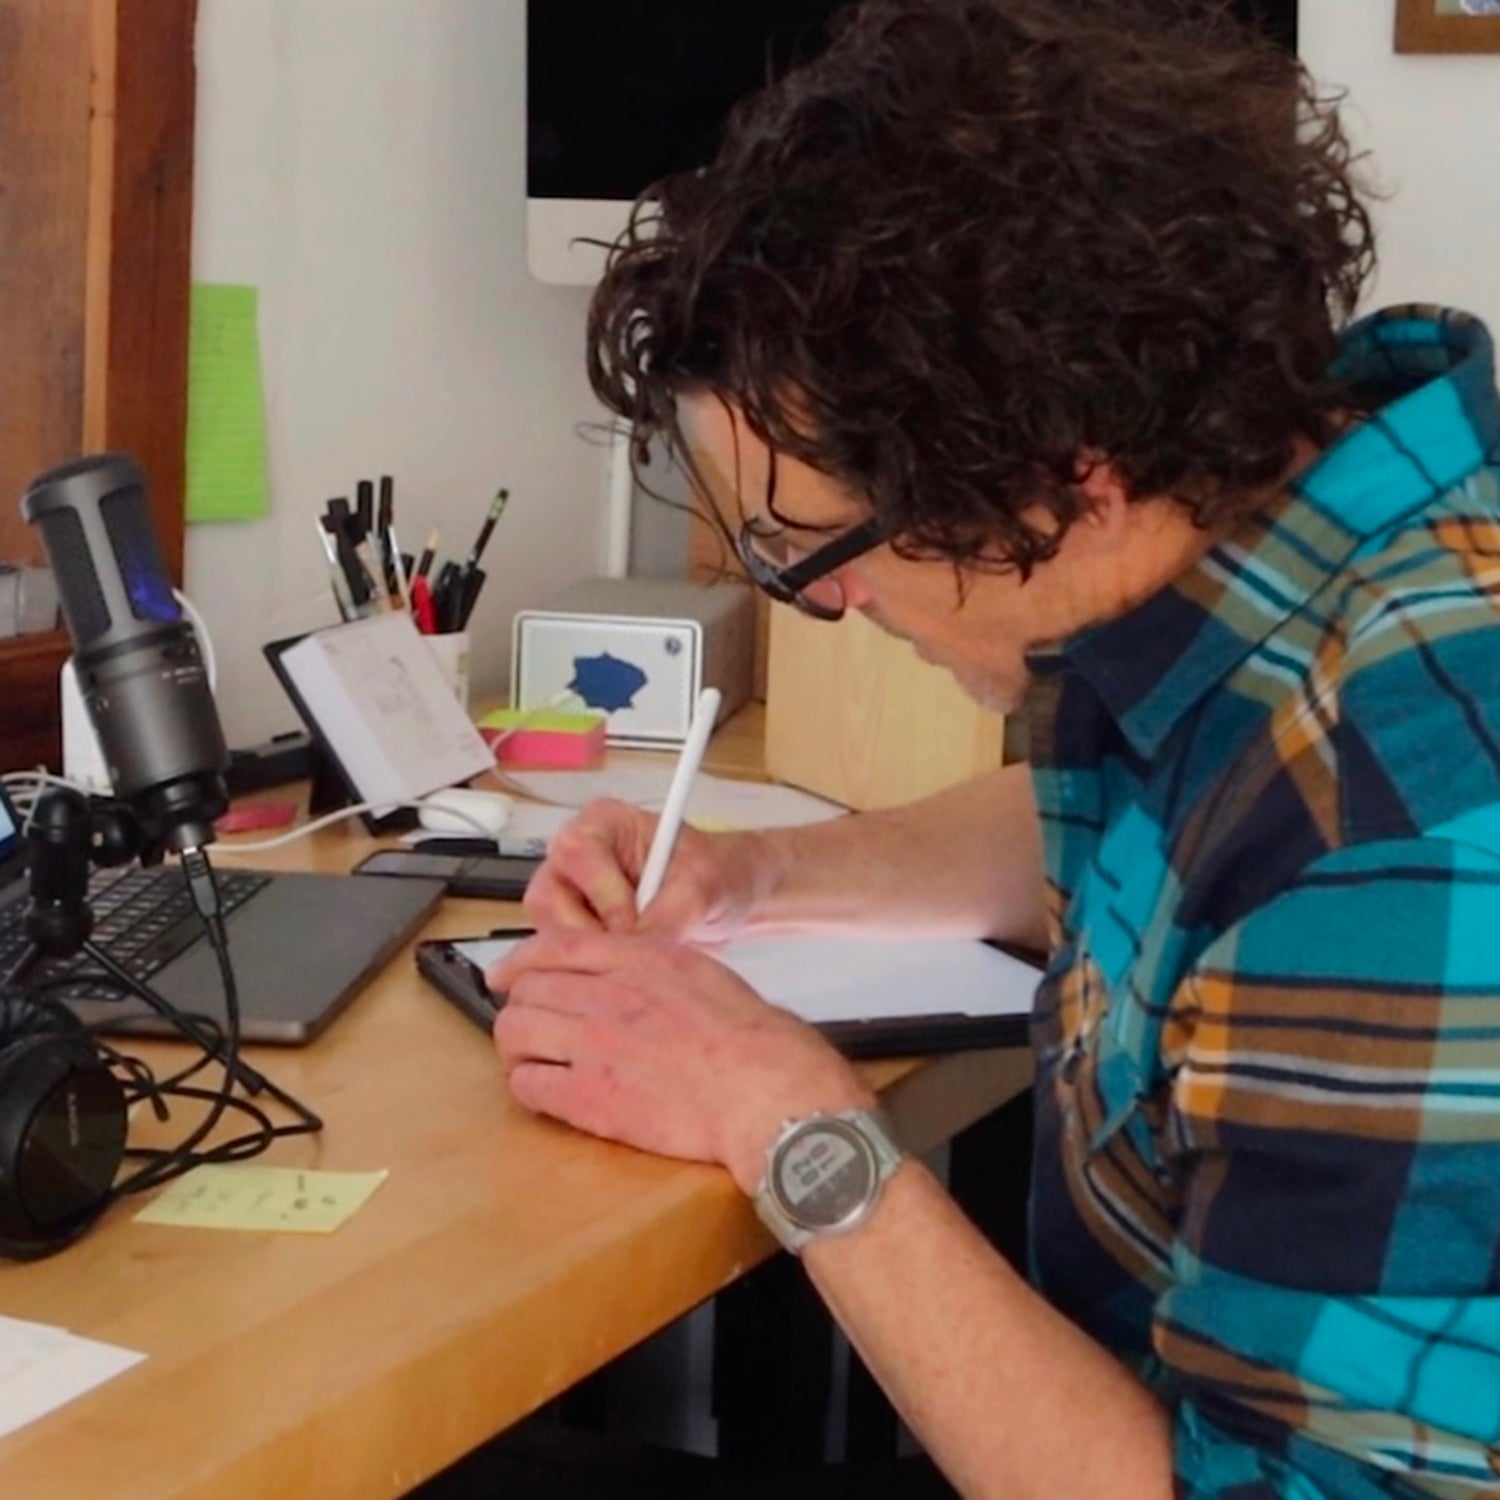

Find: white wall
185;0;1500;747
1300;0;1500;332
187;0;609;745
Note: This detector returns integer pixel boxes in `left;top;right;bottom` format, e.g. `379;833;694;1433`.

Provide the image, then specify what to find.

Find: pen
387;522;414;613
463;487;509;573
353;534;391;610
415;528;439;580
634;687;722;913
323;512;371;609
315;519;358;621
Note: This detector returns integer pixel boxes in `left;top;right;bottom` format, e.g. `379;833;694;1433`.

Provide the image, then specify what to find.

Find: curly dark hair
586;0;1376;575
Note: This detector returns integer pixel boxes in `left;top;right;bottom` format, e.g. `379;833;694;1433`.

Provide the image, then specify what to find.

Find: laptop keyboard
0;864;271;1002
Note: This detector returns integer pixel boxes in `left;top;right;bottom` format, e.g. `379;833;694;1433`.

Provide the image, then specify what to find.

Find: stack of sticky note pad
478;708;607;769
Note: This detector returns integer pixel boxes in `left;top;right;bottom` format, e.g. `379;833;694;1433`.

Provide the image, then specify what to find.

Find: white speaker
511;578;756;747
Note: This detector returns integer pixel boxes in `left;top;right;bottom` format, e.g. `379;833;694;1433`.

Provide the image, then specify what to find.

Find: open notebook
418;931;1042;1057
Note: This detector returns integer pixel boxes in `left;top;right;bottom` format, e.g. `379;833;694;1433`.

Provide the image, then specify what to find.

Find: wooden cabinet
765;604;1008;811
0;0;197;770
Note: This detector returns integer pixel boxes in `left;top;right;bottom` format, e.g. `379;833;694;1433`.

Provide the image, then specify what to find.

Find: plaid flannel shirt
1026;306;1500;1499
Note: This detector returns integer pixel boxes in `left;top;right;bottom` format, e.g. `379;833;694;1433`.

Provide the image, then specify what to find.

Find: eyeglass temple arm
775;518;887;590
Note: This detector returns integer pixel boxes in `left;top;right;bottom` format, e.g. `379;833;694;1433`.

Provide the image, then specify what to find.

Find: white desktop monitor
525;0;842;286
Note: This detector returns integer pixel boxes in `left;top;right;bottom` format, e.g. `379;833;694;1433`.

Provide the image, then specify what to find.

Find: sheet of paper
455;933;1039;1026
185;282;271;522
0;1316;145;1441
500;767;847;830
133;1165;389;1234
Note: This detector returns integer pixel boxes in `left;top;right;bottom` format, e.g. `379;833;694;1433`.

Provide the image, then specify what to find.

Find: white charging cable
174;589;217;690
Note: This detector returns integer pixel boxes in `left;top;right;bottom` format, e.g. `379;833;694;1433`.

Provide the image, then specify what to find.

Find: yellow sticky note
185;282;271;522
134;1165;388;1234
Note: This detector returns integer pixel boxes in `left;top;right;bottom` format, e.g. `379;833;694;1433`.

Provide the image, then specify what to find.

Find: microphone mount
7;787;256;1096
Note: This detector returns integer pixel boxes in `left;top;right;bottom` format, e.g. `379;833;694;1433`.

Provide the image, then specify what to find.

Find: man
491;2;1500;1495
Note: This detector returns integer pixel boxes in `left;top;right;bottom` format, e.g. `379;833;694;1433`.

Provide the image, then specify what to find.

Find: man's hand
489;928;873;1192
522;798;778;944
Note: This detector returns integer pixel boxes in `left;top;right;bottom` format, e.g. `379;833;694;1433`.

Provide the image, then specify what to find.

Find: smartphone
352;848;543;901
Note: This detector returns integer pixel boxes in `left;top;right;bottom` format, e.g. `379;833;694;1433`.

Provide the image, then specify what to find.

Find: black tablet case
416;932;1037;1060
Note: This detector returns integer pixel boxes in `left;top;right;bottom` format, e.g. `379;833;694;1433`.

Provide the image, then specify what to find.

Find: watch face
771;1118;878;1232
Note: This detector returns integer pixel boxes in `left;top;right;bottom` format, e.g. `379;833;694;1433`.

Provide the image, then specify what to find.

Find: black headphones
0;993;127;1260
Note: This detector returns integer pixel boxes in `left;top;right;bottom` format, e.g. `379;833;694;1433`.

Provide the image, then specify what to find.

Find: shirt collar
1033;305;1500;760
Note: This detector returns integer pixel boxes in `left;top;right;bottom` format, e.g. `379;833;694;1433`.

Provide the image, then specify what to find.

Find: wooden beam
95;0;198;582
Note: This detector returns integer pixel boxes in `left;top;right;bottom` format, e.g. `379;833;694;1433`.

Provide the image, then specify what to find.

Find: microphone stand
6;788;305;1109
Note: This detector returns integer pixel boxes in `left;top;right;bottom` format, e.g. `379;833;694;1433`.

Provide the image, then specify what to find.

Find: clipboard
416;930;1039;1060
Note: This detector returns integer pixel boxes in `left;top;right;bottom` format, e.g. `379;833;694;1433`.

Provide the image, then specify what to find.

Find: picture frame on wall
1396;0;1500;52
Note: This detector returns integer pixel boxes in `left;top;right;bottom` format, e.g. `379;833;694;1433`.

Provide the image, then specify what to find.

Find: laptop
0;780;444;1044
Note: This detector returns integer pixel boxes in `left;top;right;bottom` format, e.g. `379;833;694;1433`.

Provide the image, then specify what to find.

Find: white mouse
416;787;514;839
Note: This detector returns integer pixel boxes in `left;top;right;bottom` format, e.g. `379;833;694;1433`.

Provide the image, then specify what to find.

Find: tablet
416;929;1040;1059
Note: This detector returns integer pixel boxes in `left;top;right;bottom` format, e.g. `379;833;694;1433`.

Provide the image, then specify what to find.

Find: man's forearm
744;764;1046;948
802;1163;1173;1500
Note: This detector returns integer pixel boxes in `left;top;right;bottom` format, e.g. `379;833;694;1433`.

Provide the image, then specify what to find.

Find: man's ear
1071;457;1133;541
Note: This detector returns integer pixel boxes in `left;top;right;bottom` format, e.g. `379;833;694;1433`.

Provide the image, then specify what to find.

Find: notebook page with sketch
274;613;493;811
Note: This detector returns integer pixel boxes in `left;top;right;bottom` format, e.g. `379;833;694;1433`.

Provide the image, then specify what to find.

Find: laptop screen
0;781;22;868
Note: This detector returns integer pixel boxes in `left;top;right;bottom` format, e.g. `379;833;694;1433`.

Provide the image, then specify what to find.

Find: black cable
7;845;324;1204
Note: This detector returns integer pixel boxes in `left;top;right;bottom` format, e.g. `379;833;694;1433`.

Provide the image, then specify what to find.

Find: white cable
487;687;583;747
218;694;584;852
2;769;98;827
5;770;499;852
173;588;217;691
216;796;500;853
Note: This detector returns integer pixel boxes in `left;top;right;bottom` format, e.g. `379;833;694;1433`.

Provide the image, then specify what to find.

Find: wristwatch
753;1109;906;1255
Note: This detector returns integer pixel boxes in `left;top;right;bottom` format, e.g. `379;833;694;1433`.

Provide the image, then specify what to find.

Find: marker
377;475;396;587
416;529;439;580
356;478;375;537
378;475;394;537
411;574;437;634
634;688;722;913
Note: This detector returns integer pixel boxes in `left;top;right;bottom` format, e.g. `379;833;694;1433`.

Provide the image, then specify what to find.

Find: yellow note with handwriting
134;1165;388;1234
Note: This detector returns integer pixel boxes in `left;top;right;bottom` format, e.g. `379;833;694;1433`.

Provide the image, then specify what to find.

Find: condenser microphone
22;454;229;852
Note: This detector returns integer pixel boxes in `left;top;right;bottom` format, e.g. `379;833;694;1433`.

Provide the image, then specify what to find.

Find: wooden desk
0;708;1032;1500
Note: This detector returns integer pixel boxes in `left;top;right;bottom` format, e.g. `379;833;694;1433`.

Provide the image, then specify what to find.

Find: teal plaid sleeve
1159;837;1500;1499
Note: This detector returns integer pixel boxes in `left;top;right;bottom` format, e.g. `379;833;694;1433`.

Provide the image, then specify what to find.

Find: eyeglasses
735;514;887;622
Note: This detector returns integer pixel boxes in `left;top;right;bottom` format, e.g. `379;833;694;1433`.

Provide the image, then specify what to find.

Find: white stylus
635;687;722;913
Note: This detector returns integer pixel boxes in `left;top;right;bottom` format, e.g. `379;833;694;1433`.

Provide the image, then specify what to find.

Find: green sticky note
185;283;270;522
477;709;604;734
134;1165;388;1234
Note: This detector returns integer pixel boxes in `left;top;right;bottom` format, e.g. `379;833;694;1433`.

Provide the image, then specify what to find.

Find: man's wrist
734;826;799;933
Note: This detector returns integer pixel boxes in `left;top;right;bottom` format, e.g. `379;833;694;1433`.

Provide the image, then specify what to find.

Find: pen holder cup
422;630;471;705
